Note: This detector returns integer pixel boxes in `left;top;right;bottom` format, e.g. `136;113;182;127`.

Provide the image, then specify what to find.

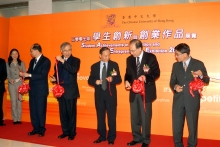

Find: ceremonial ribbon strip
51;58;65;98
108;81;112;96
189;72;220;97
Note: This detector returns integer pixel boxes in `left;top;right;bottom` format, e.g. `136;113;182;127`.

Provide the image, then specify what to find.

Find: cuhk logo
107;14;116;25
102;14;120;28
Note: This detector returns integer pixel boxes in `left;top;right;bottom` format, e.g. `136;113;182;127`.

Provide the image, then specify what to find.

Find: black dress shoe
38;132;45;137
108;140;114;145
141;143;149;147
17;121;22;124
58;134;68;139
13;122;17;125
94;139;106;144
68;136;74;140
28;131;38;136
0;123;6;126
127;141;141;146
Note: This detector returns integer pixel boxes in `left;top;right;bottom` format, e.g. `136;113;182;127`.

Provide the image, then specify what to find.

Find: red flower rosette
131;78;146;112
189;71;204;97
51;84;64;98
18;80;30;101
132;79;144;95
110;68;117;76
143;64;150;73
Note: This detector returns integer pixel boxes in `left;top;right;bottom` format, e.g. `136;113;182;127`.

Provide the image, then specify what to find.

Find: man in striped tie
125;39;160;147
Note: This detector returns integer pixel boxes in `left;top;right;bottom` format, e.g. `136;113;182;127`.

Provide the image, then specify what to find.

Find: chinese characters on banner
71;29;197;54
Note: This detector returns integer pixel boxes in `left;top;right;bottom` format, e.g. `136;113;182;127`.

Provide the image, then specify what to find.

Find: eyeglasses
129;49;137;53
175;53;184;57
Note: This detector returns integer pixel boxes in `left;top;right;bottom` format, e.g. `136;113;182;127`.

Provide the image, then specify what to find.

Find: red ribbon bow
18;78;30;101
51;58;65;98
51;84;65;98
131;78;146;112
189;77;204;97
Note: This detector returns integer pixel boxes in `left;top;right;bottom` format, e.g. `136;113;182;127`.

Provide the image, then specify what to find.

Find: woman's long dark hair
8;48;22;67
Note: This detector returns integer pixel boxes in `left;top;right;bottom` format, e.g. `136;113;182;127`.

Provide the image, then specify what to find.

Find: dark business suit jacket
170;57;209;111
27;55;51;97
124;51;160;103
88;60;122;106
53;55;80;99
0;58;7;93
0;58;7;123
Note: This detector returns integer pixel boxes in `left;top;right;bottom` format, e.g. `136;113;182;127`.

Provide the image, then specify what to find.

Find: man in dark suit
88;47;122;145
20;43;51;137
50;42;80;140
170;43;209;147
125;39;160;147
0;58;7;126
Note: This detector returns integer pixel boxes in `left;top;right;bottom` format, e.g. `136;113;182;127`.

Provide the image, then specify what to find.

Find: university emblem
107;14;116;25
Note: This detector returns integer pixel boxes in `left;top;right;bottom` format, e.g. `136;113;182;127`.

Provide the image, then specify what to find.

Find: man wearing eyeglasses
125;39;160;147
50;42;80;141
170;43;209;147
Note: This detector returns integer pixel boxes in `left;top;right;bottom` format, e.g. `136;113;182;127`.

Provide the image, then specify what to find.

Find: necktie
136;57;141;77
33;59;37;69
102;63;107;90
183;62;187;71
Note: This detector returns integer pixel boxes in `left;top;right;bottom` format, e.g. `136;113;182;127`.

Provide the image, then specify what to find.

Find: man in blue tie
20;43;51;137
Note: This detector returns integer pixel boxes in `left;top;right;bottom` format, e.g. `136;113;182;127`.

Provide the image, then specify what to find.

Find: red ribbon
51;58;65;98
189;74;220;98
51;84;64;98
203;76;220;82
189;77;204;97
108;81;112;96
17;75;30;101
131;77;146;112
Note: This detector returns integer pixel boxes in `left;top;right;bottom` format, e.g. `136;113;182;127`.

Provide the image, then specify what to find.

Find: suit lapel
130;56;137;77
178;57;195;74
67;55;73;63
29;59;35;73
140;52;147;75
179;61;185;73
186;58;195;72
97;61;101;80
107;60;112;77
33;55;44;71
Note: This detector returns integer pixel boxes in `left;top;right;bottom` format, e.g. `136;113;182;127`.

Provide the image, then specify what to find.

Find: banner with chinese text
5;2;220;140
